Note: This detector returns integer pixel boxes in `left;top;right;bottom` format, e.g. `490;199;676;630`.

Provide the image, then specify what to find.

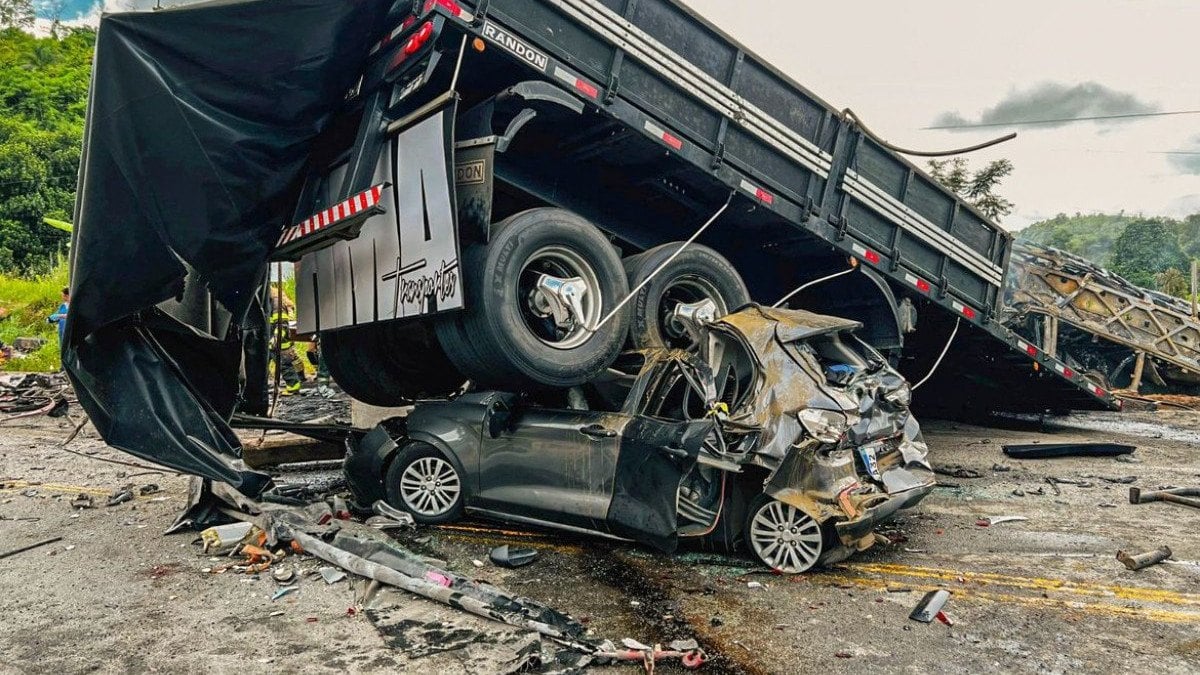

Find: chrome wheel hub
749;499;823;573
399;457;461;517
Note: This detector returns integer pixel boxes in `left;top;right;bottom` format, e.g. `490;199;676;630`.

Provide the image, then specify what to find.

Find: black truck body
282;0;1115;413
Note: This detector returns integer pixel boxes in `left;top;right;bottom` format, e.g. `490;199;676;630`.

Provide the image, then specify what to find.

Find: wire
912;318;961;391
924;109;1200;131
773;265;858;308
585;192;733;334
843;108;1016;157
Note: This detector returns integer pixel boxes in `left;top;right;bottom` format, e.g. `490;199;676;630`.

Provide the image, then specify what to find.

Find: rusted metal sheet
1005;243;1200;391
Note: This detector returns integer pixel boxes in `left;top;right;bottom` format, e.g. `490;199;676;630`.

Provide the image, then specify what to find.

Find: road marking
846;562;1200;607
815;561;1200;624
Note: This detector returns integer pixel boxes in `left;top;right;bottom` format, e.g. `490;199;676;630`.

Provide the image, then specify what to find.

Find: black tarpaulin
65;0;391;493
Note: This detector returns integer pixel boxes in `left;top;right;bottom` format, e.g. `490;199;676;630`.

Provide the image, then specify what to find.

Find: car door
476;407;632;532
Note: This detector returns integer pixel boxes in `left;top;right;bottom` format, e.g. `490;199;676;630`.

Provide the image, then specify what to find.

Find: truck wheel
744;494;824;573
437;208;630;389
385;442;464;525
322;322;464;406
623;243;749;350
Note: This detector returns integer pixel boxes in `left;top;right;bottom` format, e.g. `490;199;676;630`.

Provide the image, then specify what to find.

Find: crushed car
345;305;935;573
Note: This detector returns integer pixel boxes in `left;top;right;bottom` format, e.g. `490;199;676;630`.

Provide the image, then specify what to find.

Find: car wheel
623;243;750;351
436;208;630;389
322;322;465;406
744;494;824;573
385;442;465;525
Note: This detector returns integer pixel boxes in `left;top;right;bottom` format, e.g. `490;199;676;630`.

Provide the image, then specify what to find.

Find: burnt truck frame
277;0;1117;414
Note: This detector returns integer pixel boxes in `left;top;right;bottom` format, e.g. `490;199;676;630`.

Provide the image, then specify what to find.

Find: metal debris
106;486;134;507
1117;546;1172;571
1129;486;1200;510
976;516;1028;527
0;536;63;561
909;590;951;623
489;545;539;569
319;567;347;585
1003;443;1136;459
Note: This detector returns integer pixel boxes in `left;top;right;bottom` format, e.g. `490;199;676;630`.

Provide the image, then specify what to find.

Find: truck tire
623;243;750;350
322;321;464;406
436;208;630;389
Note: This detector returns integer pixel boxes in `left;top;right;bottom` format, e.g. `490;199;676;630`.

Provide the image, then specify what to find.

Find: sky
38;0;1200;232
684;0;1200;231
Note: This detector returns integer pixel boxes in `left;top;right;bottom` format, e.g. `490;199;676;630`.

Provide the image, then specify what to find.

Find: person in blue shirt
48;287;69;343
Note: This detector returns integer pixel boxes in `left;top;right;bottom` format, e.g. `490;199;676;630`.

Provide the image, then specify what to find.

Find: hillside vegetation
1018;213;1200;292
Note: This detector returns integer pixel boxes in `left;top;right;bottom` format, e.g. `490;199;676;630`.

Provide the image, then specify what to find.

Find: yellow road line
844;562;1200;607
816;573;1200;624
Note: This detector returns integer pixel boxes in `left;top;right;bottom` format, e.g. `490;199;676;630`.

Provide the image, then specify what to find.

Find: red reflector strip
950;301;977;320
278;184;386;247
740;180;773;204
1094;386;1107;397
1017;340;1038;357
552;67;598;100
1053;363;1074;379
904;273;931;293
644;121;684;151
851;244;881;265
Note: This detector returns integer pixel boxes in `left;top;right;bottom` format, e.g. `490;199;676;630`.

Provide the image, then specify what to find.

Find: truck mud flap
605;418;714;553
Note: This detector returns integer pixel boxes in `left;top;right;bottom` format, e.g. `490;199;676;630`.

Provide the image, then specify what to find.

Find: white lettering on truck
482;22;549;72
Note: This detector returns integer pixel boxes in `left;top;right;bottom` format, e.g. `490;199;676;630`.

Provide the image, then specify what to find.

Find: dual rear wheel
322;207;750;402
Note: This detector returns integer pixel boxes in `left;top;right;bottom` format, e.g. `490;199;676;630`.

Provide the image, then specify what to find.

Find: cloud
1168;136;1200;176
931;82;1159;130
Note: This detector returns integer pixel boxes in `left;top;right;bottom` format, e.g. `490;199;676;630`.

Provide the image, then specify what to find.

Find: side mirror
486;399;513;440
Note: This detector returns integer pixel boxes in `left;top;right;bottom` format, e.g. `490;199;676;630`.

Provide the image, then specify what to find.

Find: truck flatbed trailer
280;0;1115;413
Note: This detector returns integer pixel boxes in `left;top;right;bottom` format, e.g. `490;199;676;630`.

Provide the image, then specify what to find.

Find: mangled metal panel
1005;243;1200;386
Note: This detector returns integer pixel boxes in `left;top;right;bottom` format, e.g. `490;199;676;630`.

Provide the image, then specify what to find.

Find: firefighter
269;290;303;396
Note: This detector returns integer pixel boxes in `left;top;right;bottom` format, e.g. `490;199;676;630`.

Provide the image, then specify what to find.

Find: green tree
1108;220;1189;288
0;27;94;274
1155;267;1189;298
928;157;1015;221
0;0;33;30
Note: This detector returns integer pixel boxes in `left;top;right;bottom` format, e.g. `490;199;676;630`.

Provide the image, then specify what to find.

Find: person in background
269;289;303;396
48;287;69;343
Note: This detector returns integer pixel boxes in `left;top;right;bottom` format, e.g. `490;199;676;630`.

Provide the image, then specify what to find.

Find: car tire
384;442;465;525
623;243;750;351
743;493;825;573
436;208;630;389
322;321;465;406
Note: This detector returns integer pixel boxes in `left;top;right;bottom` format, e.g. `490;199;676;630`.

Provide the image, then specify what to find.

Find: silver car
345;305;935;573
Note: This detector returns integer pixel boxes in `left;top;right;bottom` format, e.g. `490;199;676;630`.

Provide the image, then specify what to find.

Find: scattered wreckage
1006;242;1200;395
346;305;935;573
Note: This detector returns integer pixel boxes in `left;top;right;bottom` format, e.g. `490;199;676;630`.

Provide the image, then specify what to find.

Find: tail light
391;20;435;68
423;0;463;16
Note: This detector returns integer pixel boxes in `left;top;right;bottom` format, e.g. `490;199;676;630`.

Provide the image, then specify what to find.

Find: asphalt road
1;404;1198;673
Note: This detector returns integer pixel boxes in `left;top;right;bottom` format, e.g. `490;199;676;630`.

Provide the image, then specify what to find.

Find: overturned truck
68;1;1115;544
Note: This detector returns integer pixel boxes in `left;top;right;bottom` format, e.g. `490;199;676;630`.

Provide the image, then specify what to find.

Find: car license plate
858;444;882;481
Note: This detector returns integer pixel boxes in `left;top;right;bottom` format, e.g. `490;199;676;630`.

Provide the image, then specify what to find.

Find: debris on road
272;586;298;601
319;567;347;585
70;494;94;509
199;522;255;555
0;536;63;561
1003;443;1136;459
976;516;1028;527
909;590;951;623
934;465;983;479
1117;546;1173;571
594;645;707;670
1129;486;1200;510
105;485;134;507
489;545;539;569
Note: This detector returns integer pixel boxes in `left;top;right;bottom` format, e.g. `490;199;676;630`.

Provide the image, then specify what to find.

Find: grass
0;263;68;372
